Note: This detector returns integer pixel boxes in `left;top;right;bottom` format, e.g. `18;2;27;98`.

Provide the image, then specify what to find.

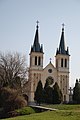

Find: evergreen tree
73;79;80;104
34;80;44;105
44;80;53;104
44;80;49;90
44;86;53;104
53;82;63;104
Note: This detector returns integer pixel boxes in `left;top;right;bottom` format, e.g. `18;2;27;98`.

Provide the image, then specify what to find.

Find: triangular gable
43;62;56;71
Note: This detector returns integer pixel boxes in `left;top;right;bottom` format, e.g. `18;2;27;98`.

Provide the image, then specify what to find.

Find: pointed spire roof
56;24;69;55
30;21;43;53
59;25;66;54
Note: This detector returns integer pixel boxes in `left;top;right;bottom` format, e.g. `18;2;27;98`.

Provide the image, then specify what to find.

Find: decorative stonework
24;23;70;104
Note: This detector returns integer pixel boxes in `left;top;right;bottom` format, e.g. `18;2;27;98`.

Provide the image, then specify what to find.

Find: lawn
42;104;80;110
3;104;80;120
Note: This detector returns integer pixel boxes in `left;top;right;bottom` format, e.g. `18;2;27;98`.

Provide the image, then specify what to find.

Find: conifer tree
73;79;80;103
53;82;63;104
34;80;44;105
44;80;49;90
45;86;53;104
44;80;53;104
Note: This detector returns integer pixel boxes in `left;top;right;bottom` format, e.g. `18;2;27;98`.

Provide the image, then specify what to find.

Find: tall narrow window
60;75;62;90
64;95;66;101
65;59;67;68
61;58;63;67
56;59;58;68
35;56;37;65
66;76;67;94
38;57;41;66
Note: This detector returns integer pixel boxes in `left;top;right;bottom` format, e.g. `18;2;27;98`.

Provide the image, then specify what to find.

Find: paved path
30;105;58;111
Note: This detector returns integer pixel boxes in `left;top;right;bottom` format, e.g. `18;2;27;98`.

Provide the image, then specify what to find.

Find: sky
0;0;80;87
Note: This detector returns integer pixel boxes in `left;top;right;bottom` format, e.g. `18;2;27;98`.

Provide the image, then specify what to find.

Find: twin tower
28;22;70;103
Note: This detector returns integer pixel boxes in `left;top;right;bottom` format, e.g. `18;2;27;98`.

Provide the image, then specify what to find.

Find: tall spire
59;23;66;54
30;21;43;53
56;24;69;55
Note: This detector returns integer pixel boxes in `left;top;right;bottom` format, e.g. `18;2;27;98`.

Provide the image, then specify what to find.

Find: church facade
26;23;70;104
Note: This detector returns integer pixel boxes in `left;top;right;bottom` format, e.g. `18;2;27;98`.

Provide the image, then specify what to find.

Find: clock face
48;69;52;73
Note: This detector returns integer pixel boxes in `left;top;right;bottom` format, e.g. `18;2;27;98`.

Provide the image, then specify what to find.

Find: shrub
14;96;27;109
16;107;35;115
0;87;27;112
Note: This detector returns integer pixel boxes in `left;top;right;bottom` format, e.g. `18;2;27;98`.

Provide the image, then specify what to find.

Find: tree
44;81;62;104
44;80;49;90
34;80;44;105
44;86;53;104
44;80;53;104
0;52;28;89
73;79;80;104
53;82;63;104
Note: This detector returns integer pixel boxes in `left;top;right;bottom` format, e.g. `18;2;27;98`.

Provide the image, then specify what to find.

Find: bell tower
29;21;44;103
55;24;70;102
29;21;43;70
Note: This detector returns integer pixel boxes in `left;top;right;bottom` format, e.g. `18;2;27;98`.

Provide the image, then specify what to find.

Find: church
24;22;70;104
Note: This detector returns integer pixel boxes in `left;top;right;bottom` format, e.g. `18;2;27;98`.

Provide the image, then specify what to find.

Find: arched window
38;57;41;66
61;58;63;67
65;59;67;68
35;56;37;65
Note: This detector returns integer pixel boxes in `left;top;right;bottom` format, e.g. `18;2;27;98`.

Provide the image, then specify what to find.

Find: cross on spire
36;20;39;29
62;23;65;28
50;58;52;63
62;23;65;29
62;23;65;32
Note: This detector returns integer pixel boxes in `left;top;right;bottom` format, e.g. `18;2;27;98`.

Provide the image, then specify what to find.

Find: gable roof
43;61;56;70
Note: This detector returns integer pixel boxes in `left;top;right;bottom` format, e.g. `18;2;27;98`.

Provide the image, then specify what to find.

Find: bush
0;87;27;112
16;107;35;115
14;96;27;109
0;107;35;118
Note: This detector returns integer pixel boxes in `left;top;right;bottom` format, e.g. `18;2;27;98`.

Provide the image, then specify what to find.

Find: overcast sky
0;0;80;87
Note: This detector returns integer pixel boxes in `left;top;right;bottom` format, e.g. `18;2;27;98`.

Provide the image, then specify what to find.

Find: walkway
30;105;58;111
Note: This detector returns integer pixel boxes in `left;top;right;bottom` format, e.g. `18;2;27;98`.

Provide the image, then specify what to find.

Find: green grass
16;107;36;115
2;104;80;120
42;104;80;110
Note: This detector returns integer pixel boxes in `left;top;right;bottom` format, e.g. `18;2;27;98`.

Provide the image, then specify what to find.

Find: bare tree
0;52;28;89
